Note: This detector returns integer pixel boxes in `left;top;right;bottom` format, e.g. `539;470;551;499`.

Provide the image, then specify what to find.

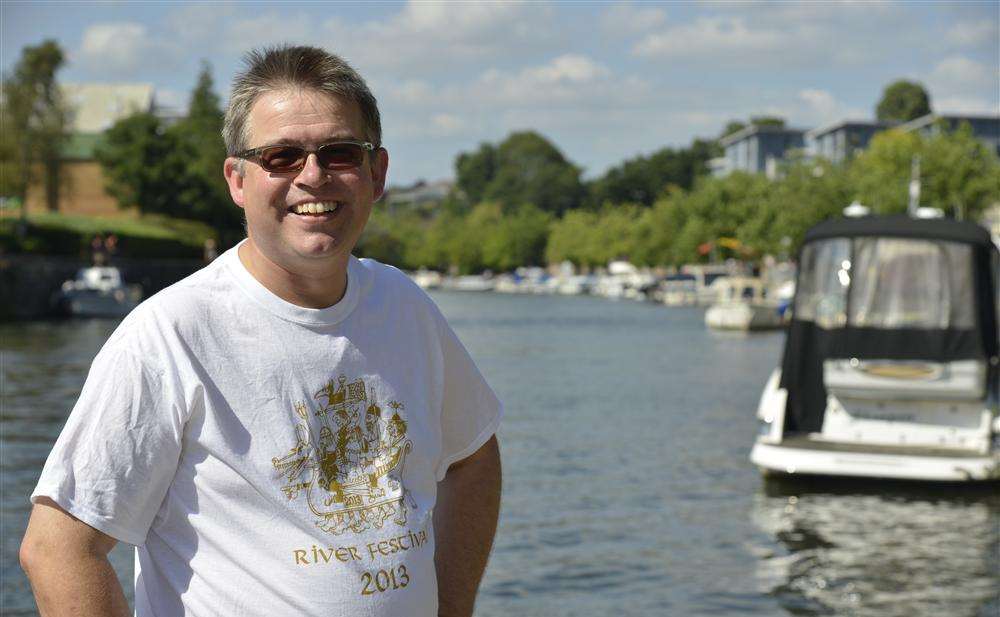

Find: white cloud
633;16;783;59
77;22;172;77
933;96;999;115
223;13;325;53
522;54;610;84
946;20;999;47
321;1;561;74
601;2;668;36
429;113;465;135
929;56;995;91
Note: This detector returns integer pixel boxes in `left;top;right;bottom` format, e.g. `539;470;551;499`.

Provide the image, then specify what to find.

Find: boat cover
780;215;999;435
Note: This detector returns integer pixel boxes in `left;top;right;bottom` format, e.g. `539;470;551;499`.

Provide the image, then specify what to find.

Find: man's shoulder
356;257;433;303
111;257;234;345
354;257;446;326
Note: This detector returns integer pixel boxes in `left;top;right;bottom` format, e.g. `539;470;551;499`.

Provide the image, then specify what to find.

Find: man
21;45;502;617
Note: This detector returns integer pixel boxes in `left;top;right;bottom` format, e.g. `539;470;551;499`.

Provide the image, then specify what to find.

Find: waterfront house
806;120;896;163
21;83;156;217
716;125;806;179
897;113;1000;156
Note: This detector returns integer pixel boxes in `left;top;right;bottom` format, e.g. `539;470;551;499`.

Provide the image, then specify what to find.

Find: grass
25;212;214;243
1;211;217;259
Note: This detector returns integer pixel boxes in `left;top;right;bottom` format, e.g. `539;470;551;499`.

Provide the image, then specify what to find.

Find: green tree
453;131;585;215
586;138;716;208
749;116;786;128
1;40;71;213
169;62;241;234
481;203;552;271
720;120;746;139
95;112;195;217
454;143;496;207
851;125;1000;219
876;80;931;122
545;209;603;266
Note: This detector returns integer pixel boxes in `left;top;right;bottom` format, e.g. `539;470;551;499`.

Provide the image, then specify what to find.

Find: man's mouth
288;201;342;216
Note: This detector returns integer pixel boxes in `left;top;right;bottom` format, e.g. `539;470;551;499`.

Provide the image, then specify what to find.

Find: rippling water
2;291;998;616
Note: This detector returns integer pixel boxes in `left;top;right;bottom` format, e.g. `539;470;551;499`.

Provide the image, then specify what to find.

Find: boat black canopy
803;214;996;247
780;214;999;436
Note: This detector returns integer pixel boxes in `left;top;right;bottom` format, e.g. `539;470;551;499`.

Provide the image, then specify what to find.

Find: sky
2;1;998;187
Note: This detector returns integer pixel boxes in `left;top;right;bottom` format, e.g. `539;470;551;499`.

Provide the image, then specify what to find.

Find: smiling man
21;46;502;617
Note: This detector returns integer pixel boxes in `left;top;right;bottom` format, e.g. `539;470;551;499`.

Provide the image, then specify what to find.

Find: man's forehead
246;88;364;143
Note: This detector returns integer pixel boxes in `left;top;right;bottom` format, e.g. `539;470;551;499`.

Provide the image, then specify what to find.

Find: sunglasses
236;140;376;173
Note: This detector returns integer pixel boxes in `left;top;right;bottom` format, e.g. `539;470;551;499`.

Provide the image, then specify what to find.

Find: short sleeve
433;316;503;481
31;343;187;546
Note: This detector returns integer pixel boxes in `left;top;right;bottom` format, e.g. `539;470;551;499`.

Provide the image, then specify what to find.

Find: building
806;120;896;163
23;83;155;217
384;180;452;208
897;113;1000;156
716;125;806;179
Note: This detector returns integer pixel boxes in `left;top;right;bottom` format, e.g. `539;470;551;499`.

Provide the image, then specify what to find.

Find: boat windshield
795;237;976;330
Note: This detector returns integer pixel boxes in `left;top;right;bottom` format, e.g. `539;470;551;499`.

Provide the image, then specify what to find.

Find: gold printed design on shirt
272;375;416;535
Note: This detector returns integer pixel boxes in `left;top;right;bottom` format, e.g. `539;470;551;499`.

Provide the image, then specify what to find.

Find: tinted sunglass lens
318;144;364;169
260;146;306;172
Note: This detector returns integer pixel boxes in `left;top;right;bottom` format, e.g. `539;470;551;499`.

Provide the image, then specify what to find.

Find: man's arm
434;434;501;617
20;498;131;617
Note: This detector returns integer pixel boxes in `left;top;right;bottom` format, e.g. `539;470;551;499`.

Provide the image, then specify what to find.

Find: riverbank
0;254;202;320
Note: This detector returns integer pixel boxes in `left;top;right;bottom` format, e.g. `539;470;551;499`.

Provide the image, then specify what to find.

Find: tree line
362;123;998;273
3;40;995;271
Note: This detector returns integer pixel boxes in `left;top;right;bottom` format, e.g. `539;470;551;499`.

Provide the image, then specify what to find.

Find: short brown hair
223;45;381;156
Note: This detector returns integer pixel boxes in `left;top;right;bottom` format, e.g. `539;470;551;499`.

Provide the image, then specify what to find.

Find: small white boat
704;276;784;330
751;212;1000;482
411;269;442;290
57;266;142;318
443;275;494;292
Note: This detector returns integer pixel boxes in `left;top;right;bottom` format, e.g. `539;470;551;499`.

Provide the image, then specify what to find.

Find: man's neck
238;241;349;309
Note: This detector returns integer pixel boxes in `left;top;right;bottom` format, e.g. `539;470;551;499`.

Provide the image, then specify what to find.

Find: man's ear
223;157;247;208
370;148;389;203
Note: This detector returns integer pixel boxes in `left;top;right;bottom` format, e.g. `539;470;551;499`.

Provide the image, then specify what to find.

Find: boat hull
705;302;784;330
751;440;1000;482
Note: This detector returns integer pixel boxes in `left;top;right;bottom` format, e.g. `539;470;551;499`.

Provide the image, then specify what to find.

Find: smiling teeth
292;202;338;214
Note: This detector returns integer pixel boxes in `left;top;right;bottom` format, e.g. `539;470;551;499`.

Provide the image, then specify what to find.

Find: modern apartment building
715;125;806;179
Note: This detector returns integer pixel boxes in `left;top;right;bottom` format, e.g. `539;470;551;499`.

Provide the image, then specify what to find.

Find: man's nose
294;153;330;187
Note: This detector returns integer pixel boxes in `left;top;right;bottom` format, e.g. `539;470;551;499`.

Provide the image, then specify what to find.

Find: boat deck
778;435;987;458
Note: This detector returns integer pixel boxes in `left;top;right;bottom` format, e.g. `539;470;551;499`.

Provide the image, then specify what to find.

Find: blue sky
3;1;997;186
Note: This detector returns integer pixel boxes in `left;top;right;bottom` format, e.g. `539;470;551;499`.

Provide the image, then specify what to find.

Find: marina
2;291;997;616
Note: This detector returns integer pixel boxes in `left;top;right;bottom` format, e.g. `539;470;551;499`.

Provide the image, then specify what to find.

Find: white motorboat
751;213;1000;482
56;266;142;318
704;276;784;330
411;269;442;290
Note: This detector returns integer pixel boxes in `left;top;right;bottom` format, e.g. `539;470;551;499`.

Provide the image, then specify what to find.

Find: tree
1;40;71;214
720;121;746;139
749;116;785;128
95;112;195;217
452;131;585;215
169;62;241;234
454;143;496;207
850;125;1000;219
481;203;552;271
586;138;716;208
876;80;931;122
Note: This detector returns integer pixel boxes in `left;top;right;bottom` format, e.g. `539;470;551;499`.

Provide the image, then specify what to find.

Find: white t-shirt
32;246;502;616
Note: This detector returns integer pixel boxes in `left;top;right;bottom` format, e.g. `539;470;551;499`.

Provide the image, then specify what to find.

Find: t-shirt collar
221;240;366;326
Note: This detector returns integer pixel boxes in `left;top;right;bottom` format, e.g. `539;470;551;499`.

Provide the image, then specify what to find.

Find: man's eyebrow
266;134;361;146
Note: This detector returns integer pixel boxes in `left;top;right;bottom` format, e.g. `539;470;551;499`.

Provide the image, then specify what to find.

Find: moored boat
55;266;142;318
704;276;784;330
751;212;1000;481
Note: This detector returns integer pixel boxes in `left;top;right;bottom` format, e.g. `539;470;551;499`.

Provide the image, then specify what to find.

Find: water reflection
751;476;1000;617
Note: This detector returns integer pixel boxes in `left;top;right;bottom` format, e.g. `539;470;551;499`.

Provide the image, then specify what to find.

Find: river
2;290;997;616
